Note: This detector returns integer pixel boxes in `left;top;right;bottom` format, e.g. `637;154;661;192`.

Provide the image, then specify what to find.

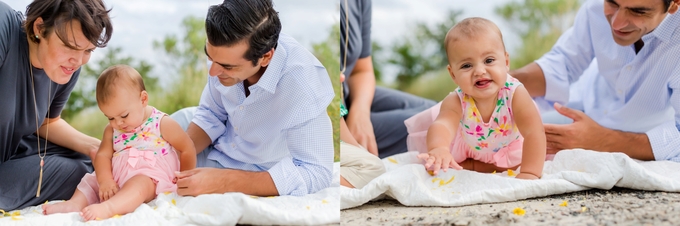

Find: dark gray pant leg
346;87;436;159
0;135;91;210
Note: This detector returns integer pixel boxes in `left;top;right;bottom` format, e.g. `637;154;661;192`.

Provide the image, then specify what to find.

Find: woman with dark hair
0;0;113;211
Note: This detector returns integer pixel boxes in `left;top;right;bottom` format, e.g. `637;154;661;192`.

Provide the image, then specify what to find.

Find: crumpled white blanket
341;149;680;209
0;163;340;226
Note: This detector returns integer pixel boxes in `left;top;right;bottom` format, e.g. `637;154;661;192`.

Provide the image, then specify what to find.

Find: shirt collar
252;34;287;94
644;11;680;43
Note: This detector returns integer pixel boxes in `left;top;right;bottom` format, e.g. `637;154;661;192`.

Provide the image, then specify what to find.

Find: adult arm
511;86;546;179
38;116;99;160
346;56;377;154
176;77;280;196
265;113;334;196
177;113;333;197
188;78;227;154
544;103;654;160
509;1;596;103
545;72;680;161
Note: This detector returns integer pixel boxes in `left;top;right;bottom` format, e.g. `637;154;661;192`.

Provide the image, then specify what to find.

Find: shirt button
617;90;622;94
231;143;235;147
626;66;632;70
235;127;239;131
239;106;244;110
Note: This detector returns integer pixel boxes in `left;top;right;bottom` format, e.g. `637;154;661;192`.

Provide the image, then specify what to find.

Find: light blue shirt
535;0;680;162
192;33;335;196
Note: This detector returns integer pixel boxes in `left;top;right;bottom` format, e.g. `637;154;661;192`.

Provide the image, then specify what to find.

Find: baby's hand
417;147;462;176
98;180;119;201
515;172;540;180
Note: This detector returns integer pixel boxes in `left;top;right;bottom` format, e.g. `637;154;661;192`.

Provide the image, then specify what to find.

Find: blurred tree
496;0;581;69
313;24;340;162
151;16;208;114
387;10;462;90
63;47;156;120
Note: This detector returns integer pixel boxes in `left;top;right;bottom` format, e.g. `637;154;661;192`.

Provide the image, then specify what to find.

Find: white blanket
1;163;340;226
341;149;680;209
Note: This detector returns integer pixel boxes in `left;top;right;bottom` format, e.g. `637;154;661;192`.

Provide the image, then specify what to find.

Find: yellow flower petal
112;215;121;218
0;209;5;217
439;176;455;186
250;196;258;199
581;207;587;212
306;206;310;210
266;196;276;199
388;158;398;164
431;178;441;183
322;199;328;204
164;191;171;195
492;170;496;174
507;169;515;177
559;201;568;207
171;199;176;206
427;170;435;176
512;207;525;216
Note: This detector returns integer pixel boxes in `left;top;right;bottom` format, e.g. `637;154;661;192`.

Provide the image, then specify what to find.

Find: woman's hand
417;147;461;176
98;180;119;201
346;113;378;156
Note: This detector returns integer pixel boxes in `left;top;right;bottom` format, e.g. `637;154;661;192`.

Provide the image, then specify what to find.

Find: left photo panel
0;0;340;225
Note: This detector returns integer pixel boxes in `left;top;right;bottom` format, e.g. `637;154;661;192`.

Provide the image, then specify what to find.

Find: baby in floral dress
44;65;196;220
405;17;545;179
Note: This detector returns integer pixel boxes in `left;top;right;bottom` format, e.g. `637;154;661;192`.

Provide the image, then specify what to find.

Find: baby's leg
43;190;89;215
80;175;156;221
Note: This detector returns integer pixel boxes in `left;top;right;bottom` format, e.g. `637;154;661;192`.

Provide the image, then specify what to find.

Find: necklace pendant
40;159;44;167
36;165;44;197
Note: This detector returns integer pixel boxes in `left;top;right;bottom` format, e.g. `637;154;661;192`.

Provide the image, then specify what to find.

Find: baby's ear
447;64;456;80
140;91;149;105
505;52;510;67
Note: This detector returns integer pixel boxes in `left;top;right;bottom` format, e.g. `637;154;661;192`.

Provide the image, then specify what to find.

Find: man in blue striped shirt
511;0;680;162
172;0;334;197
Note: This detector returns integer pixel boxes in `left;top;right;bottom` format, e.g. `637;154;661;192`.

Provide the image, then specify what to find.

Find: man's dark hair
206;0;281;66
663;0;673;12
24;0;113;48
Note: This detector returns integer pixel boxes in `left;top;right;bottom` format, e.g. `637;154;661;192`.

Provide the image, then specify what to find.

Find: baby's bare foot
80;202;115;221
43;201;83;215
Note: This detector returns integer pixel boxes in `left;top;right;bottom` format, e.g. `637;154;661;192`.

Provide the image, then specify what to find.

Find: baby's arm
95;124;118;201
419;93;463;175
160;116;197;171
512;86;547;180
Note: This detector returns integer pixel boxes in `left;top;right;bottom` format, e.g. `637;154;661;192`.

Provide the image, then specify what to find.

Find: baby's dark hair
96;65;146;104
444;17;506;57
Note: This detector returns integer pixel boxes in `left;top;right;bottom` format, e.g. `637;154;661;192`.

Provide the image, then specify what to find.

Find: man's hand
544;103;606;153
175;168;225;196
417;147;462;176
346;113;379;156
98;180;119;201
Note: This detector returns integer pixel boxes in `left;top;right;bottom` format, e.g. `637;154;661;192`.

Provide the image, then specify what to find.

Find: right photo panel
340;0;680;224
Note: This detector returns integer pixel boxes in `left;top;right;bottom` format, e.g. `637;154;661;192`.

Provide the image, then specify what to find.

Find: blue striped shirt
536;0;680;162
192;33;335;196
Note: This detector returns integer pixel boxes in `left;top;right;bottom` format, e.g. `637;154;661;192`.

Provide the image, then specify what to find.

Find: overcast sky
6;0;520;82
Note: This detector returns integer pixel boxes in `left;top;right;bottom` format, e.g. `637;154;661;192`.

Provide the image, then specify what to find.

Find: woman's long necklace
29;65;50;197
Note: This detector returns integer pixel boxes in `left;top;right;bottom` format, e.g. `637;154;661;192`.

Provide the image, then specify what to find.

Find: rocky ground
340;187;680;225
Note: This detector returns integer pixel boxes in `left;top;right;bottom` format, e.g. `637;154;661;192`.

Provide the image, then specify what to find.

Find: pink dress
405;75;524;168
77;107;180;205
